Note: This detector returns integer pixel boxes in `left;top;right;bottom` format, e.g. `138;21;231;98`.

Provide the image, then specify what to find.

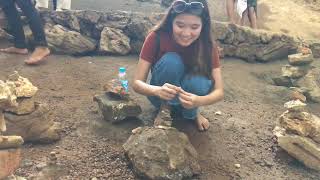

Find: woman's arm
133;58;180;100
197;67;224;106
132;59;159;96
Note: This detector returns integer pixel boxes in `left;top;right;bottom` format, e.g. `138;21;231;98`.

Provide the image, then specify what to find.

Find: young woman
133;0;224;131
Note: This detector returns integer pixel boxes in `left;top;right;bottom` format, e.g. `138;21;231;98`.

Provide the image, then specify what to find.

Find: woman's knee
181;75;212;96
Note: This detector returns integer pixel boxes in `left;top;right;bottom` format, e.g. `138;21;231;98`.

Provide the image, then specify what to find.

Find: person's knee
181;75;212;96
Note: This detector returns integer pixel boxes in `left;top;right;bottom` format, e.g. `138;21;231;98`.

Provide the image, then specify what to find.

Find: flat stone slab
278;135;320;171
93;93;142;123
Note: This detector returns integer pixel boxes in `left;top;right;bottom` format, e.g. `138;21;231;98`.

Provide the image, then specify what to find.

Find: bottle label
121;80;129;92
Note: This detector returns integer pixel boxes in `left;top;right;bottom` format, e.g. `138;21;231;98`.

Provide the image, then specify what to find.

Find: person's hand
178;88;200;109
155;83;179;101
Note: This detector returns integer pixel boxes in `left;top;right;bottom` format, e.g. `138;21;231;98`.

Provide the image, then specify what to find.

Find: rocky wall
1;9;319;62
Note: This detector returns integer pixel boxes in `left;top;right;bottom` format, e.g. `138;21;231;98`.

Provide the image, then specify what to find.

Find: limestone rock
0;80;18;109
5;97;36;115
7;75;38;98
288;53;314;66
278;135;320;171
290;90;307;102
0;136;24;149
99;27;131;55
0;149;21;179
123;127;201;179
283;100;306;112
4;103;61;143
281;65;310;79
45;24;97;55
93;93;142;123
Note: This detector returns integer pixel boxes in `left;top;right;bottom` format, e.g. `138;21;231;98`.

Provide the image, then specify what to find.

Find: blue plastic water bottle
118;67;128;93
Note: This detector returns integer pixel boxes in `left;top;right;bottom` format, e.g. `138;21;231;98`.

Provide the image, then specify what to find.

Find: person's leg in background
0;0;29;54
53;0;57;10
226;0;236;24
180;75;212;131
240;9;248;26
247;0;257;29
16;0;50;64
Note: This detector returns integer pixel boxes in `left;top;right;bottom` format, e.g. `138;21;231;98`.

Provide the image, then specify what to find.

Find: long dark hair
153;0;214;78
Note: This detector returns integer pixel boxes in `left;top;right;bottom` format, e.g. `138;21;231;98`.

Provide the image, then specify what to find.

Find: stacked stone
1;71;61;143
274;48;320;103
93;79;142;123
273;100;320;171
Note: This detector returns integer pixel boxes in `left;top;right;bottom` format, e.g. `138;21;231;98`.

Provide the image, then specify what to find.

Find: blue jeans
148;52;213;119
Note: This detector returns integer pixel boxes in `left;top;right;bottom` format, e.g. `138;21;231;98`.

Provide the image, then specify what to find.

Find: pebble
235;164;241;168
215;111;222;115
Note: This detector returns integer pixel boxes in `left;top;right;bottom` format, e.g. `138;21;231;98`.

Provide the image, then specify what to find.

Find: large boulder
45;24;97;55
99;27;131;55
123;126;201;179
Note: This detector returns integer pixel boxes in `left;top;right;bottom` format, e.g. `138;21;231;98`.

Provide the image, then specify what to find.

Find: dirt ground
1;0;320;179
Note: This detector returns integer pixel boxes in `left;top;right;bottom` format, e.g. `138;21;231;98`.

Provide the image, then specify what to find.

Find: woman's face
172;13;202;47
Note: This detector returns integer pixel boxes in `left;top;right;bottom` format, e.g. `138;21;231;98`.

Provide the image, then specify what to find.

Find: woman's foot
196;114;210;131
25;47;50;65
0;47;28;55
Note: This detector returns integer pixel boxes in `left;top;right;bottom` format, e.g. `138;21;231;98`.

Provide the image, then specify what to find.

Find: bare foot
25;47;50;65
196;114;210;131
0;47;28;55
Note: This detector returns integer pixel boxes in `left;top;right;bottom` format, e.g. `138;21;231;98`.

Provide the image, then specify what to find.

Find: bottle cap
119;67;126;73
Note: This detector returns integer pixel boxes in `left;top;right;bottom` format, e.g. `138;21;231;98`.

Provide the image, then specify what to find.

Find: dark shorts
247;0;257;8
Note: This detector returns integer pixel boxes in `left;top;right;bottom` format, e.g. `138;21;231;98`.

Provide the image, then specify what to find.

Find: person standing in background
0;0;50;65
36;0;71;11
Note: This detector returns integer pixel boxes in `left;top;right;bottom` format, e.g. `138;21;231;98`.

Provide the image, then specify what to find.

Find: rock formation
274;100;320;171
273;48;320;103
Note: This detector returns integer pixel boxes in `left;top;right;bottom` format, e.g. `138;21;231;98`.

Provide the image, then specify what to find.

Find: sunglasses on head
172;0;205;15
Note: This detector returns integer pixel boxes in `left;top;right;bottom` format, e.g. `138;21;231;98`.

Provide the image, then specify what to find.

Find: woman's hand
178;88;200;109
155;83;179;101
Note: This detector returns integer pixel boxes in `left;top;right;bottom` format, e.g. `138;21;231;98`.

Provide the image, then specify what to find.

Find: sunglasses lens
190;2;204;15
172;1;186;13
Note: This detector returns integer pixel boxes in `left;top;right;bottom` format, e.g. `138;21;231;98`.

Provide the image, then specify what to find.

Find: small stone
290;91;306;102
284;100;306;112
234;164;241;168
288;53;313;66
215;111;222;115
36;162;47;171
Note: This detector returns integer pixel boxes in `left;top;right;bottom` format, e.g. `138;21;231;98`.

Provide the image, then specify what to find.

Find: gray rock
45;24;97;55
99;27;131;55
93;93;142;123
272;76;293;87
308;40;320;58
123;126;201;179
293;68;320;103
